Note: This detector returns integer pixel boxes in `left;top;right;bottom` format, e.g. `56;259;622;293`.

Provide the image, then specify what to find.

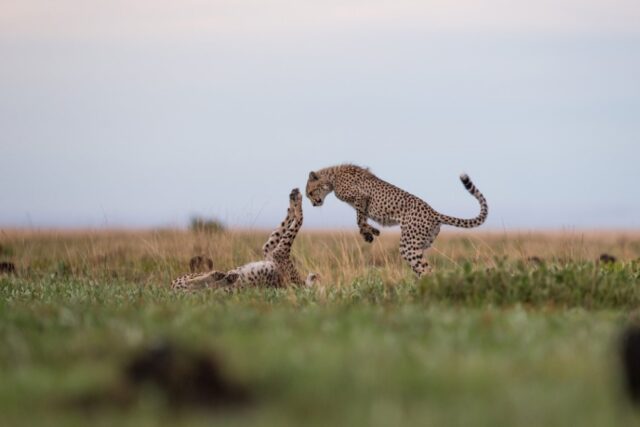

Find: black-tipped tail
438;174;488;228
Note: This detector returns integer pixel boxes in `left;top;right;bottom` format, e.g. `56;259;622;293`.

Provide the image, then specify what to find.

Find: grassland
1;228;640;427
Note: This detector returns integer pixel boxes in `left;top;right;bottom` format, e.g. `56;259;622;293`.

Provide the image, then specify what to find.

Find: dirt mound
599;253;617;264
0;262;16;274
621;325;640;405
125;341;251;408
71;341;251;412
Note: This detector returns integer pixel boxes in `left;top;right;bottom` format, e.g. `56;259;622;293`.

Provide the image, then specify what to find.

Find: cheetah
305;164;488;276
171;188;319;291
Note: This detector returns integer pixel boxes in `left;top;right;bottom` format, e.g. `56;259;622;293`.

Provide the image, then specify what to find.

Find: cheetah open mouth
311;199;323;207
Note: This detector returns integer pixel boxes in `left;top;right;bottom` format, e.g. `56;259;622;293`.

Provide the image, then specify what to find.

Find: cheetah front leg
272;188;303;262
281;189;307;286
262;199;295;259
354;197;380;243
271;189;307;286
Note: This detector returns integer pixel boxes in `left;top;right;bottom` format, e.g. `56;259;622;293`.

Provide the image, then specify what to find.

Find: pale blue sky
1;1;639;229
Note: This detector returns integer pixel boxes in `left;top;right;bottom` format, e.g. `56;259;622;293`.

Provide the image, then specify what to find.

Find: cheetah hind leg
401;245;432;277
206;271;239;288
399;226;432;277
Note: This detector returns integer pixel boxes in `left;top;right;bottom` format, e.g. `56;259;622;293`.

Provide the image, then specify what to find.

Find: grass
0;229;640;426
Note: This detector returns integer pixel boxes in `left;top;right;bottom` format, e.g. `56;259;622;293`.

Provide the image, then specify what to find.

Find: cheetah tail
437;174;488;228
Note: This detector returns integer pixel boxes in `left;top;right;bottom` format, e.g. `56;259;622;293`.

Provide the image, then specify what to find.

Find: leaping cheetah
171;188;318;291
305;164;488;276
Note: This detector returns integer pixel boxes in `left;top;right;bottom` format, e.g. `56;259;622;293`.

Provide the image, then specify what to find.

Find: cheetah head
306;171;333;207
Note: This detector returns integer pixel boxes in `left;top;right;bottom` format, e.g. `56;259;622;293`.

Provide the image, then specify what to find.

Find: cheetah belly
367;204;401;227
369;213;400;227
345;201;400;227
233;261;281;286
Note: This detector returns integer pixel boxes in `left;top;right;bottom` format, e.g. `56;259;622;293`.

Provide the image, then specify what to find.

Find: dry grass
1;228;638;287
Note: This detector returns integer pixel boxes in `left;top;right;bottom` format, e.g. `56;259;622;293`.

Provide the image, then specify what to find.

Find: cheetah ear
308;171;319;181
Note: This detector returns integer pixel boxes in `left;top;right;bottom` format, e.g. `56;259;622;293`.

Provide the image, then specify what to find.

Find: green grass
1;230;640;426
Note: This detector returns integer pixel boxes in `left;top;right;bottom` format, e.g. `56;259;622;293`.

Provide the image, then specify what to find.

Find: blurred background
1;0;638;229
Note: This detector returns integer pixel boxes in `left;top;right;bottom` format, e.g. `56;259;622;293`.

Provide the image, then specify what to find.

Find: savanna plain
1;228;640;427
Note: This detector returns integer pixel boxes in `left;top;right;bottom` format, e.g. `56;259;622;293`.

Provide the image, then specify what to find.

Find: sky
1;0;639;229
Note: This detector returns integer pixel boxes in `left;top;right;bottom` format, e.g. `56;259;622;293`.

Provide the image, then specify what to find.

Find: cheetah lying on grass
171;188;318;291
306;164;488;276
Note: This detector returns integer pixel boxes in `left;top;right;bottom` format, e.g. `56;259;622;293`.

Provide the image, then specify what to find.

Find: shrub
189;216;226;234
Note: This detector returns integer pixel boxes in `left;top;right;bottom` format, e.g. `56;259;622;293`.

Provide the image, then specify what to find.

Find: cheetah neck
318;164;370;184
316;166;340;183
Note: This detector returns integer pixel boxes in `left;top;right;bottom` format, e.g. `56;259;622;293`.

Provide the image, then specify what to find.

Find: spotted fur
171;189;319;291
305;164;488;276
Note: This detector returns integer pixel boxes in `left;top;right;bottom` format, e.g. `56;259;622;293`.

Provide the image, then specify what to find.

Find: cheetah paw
361;232;375;243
